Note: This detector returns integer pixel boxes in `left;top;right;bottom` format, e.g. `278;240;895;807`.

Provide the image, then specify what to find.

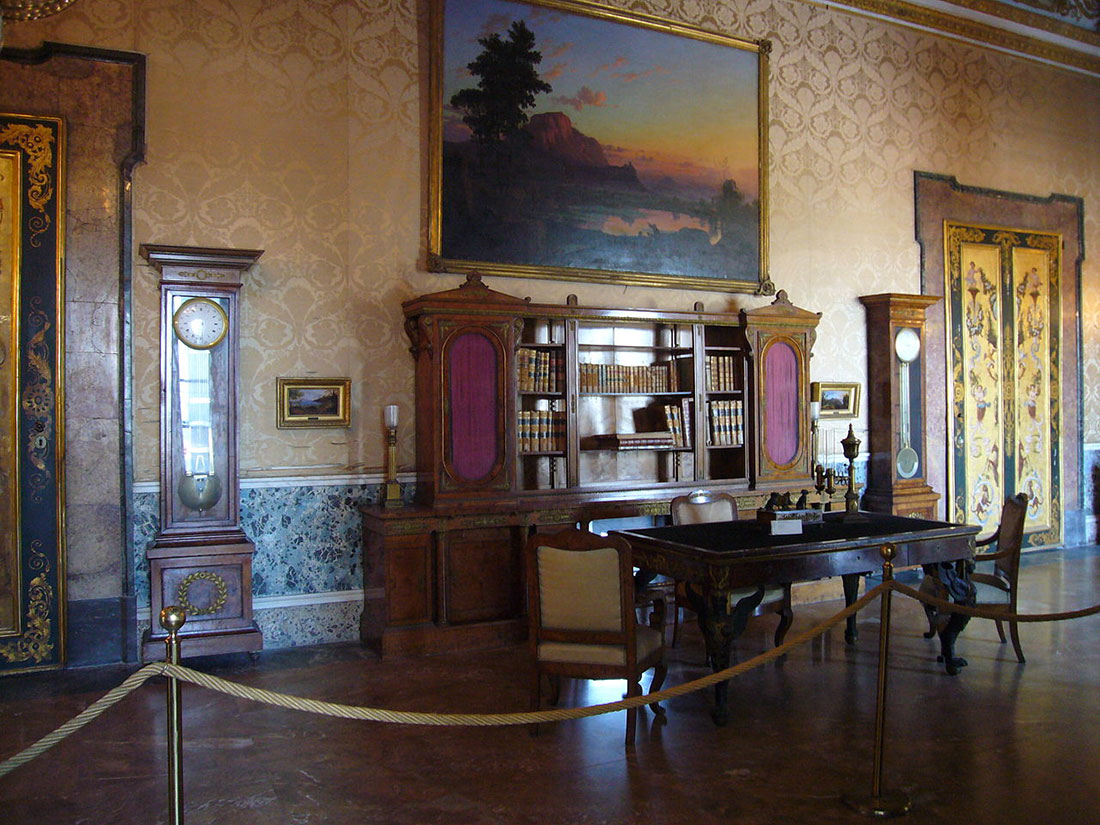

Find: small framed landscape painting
276;378;351;429
814;382;860;419
429;0;771;294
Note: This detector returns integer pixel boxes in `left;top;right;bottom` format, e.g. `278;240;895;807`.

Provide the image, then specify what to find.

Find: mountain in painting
441;111;757;281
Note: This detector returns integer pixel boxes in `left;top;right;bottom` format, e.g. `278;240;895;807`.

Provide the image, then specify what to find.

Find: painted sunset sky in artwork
439;0;761;282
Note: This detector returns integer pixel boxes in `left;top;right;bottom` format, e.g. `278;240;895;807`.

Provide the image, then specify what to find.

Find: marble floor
1;547;1097;825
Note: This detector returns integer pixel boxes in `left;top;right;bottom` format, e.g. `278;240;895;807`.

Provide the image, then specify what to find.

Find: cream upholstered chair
925;492;1028;662
669;490;794;648
526;527;667;746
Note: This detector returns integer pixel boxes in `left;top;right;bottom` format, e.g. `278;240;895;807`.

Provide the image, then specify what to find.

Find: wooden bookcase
361;274;822;656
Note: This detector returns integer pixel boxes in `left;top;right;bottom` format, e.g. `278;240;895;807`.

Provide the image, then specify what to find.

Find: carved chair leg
625;680;641;745
548;674;561;706
530;668;542;737
648;661;668;719
671;589;682;647
1008;621;1026;663
774;586;794;647
994;618;1007;643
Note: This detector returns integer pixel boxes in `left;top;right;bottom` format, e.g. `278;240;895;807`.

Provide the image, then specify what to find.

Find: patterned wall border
824;0;1100;75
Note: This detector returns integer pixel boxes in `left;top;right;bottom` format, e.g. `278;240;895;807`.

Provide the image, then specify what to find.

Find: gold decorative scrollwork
0;542;54;664
175;570;229;617
0;123;55;246
22;301;53;492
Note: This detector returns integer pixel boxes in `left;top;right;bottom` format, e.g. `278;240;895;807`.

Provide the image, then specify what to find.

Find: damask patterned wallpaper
8;0;1099;487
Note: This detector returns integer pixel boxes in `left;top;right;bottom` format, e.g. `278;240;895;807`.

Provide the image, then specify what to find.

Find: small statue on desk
795;489;809;509
764;492;781;511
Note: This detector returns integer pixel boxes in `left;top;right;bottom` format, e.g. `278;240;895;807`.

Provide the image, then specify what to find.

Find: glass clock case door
162;289;239;534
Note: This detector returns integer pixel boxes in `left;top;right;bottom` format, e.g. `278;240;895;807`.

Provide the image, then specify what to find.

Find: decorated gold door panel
0;114;65;673
944;222;1061;545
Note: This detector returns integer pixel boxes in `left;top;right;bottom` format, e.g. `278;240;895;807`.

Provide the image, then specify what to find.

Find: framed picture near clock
276;378;351;429
814;382;861;419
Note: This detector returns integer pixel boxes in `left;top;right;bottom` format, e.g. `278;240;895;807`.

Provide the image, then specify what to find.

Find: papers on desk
767;519;803;536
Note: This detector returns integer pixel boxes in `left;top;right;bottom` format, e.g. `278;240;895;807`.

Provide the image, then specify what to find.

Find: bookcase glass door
761;338;800;468
444;330;503;484
576;321;695;488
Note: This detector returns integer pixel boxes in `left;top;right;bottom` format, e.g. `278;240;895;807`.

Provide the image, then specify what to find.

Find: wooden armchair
971;492;1028;663
669;490;794;648
525;528;668;746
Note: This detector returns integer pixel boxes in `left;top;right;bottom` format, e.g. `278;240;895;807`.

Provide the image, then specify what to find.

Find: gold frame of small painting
276;378;351;429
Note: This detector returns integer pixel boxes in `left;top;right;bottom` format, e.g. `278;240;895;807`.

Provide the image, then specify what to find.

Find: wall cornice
820;0;1100;76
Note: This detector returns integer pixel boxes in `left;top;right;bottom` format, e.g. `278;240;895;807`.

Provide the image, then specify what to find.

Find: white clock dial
173;297;228;350
894;327;921;364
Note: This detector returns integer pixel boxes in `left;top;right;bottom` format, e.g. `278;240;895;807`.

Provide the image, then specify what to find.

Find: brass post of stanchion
161;606;187;825
843;543;912;818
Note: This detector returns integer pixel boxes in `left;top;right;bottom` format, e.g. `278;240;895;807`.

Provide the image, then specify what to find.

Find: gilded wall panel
946;222;1062;544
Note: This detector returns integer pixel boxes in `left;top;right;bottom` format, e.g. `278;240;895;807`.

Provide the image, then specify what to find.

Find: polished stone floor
1;547;1097;825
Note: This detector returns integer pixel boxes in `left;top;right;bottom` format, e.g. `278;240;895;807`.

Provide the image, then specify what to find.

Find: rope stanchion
843;544;911;818
161;606;186;825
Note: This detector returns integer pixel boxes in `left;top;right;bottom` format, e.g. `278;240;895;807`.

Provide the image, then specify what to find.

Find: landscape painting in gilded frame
429;0;770;294
1;113;65;674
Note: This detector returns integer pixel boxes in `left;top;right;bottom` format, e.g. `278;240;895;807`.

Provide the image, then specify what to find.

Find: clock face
894;326;921;364
173;297;228;350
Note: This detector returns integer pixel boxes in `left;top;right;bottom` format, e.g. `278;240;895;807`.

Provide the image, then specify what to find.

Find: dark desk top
617;511;976;559
612;512;979;588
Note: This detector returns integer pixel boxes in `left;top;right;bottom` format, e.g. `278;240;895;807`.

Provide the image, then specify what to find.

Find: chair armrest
974;547;1011;563
976;533;999;548
970;571;1009;593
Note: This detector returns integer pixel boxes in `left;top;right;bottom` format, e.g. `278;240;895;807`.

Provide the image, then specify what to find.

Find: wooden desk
613;511;978;724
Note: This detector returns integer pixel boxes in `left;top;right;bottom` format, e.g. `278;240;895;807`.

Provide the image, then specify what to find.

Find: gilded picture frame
814;382;860;419
276;378;351;429
428;0;772;294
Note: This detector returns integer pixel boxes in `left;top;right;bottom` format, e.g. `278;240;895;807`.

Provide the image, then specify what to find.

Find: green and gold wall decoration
0;113;65;674
944;221;1061;546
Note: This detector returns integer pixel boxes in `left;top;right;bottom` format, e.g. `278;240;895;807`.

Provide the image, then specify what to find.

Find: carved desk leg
841;573;866;644
685;584;764;726
920;560;975;675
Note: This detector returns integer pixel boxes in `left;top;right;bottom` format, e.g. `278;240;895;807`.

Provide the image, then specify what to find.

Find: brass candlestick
842;423;861;513
383;404;403;508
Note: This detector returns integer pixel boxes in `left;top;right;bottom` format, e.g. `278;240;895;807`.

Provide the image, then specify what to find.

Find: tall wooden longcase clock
140;245;264;660
859;293;941;519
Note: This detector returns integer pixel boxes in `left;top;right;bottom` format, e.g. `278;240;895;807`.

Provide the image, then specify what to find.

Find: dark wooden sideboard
361;275;827;657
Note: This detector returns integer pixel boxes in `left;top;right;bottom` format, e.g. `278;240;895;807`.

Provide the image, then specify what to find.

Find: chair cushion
537;545;622;631
538;625;663;666
973;579;1011;605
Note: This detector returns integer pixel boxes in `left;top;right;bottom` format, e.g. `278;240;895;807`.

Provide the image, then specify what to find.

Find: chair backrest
993;492;1029;584
525;528;636;651
670;490;738;525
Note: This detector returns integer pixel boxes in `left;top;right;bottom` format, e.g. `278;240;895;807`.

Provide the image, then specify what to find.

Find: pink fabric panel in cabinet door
447;331;501;482
763;341;799;467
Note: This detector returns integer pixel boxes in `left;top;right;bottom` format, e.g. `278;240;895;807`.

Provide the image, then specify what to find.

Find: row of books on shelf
580;431;677;451
517;409;566;453
517;348;564;393
706;399;745;446
661;400;692;448
579;359;689;394
705;355;742;392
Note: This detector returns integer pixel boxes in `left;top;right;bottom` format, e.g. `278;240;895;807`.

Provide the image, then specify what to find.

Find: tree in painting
450;20;552;146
